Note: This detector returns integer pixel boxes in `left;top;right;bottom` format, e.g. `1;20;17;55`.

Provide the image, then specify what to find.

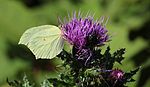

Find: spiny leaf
124;67;141;82
113;48;125;64
103;46;114;69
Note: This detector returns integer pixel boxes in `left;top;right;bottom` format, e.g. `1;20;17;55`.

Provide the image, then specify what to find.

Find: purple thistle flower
110;69;124;81
60;12;109;50
109;69;124;87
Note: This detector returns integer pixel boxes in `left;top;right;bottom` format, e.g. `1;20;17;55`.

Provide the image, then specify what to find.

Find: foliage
8;47;139;87
7;75;33;87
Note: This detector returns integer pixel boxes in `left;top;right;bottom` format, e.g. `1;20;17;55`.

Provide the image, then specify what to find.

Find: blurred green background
0;0;150;87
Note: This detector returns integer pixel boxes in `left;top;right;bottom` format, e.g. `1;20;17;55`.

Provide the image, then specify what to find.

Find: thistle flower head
110;69;124;80
60;12;109;50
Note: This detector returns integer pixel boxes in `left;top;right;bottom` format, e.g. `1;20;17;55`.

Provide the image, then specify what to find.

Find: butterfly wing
19;25;64;59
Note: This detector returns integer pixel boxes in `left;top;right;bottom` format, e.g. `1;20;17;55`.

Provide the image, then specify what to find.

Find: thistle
110;69;124;81
60;12;109;65
61;12;109;50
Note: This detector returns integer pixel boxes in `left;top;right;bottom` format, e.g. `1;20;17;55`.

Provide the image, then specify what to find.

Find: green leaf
41;79;53;87
19;25;64;59
124;67;141;83
113;48;125;64
22;75;33;87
